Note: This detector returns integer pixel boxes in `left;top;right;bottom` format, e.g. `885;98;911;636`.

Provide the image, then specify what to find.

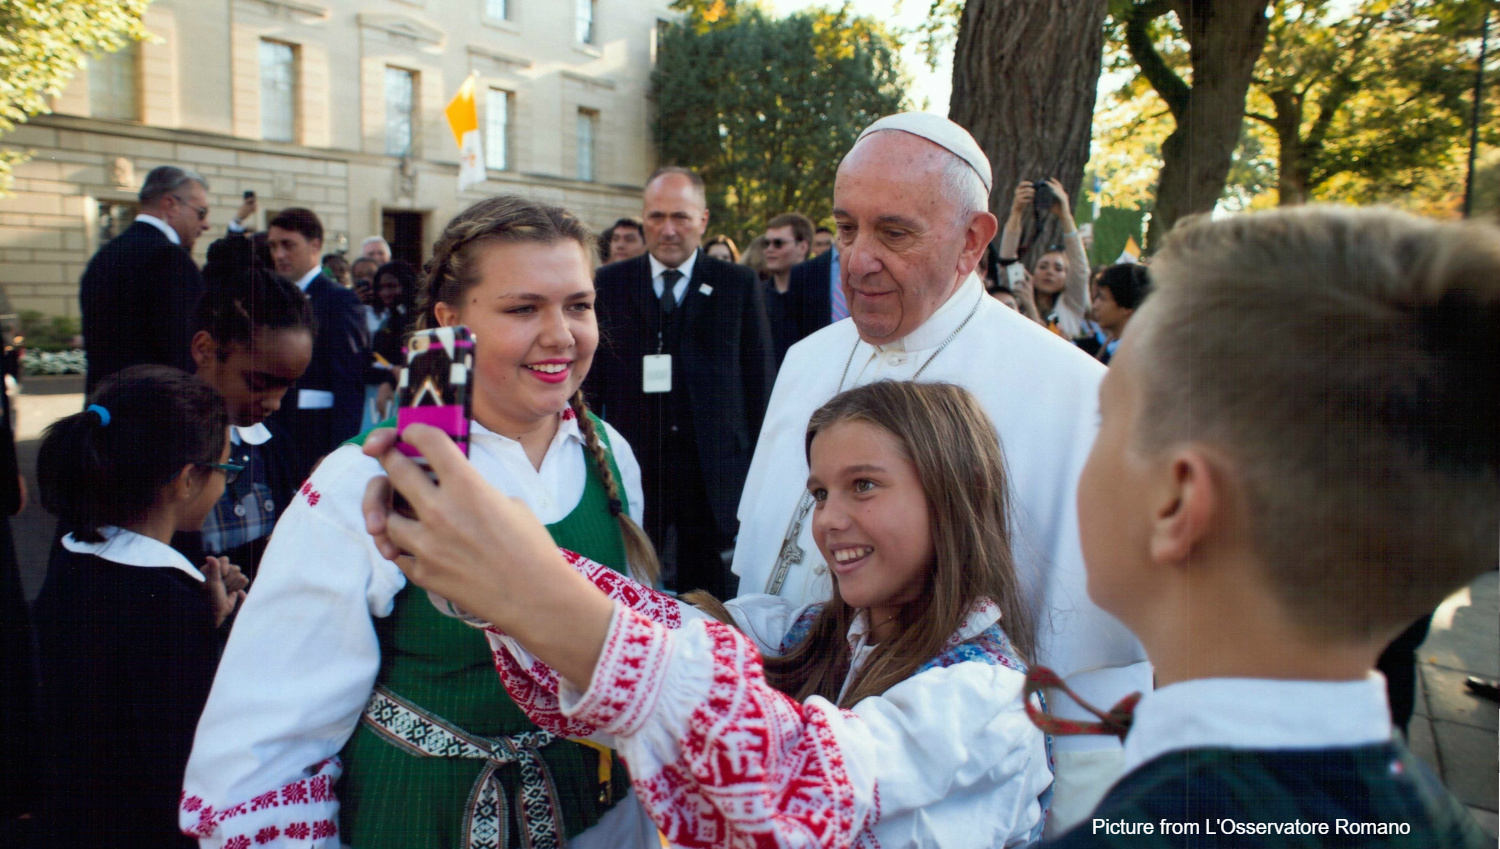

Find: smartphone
243;190;255;200
394;326;475;514
1006;262;1027;288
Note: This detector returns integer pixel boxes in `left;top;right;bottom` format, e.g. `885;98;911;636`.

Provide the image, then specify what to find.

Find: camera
1031;180;1056;215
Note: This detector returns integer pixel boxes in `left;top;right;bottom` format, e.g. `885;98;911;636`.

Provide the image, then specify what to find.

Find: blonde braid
570;390;661;584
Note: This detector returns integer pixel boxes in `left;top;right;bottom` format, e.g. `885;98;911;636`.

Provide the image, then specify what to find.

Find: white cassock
732;273;1152;833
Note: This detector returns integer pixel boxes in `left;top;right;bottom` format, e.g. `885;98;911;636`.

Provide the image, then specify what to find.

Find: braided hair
193;266;314;358
569;390;660;584
419;196;661;583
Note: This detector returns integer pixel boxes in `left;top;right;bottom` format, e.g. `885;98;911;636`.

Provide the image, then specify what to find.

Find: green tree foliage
653;4;906;244
1248;0;1491;210
1096;0;1493;218
0;0;149;190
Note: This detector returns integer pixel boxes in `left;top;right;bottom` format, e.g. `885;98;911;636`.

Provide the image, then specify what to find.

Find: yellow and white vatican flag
1116;235;1141;265
445;74;485;192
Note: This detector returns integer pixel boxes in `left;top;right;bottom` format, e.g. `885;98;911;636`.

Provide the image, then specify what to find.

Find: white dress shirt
1123;674;1394;773
648;249;697;304
135;214;181;246
291;266;322;292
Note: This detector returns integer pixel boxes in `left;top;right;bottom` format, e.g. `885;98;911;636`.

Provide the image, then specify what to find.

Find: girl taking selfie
182;197;660;848
362;381;1053;848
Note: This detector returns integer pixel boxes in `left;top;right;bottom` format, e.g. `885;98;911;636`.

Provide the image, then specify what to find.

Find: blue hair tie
86;404;111;427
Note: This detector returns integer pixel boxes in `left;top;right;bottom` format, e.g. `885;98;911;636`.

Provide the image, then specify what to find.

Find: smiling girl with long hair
182;197;660;848
362;380;1053;847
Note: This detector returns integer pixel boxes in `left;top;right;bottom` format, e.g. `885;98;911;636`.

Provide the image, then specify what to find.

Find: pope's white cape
730;274;1152;831
457;128;485;192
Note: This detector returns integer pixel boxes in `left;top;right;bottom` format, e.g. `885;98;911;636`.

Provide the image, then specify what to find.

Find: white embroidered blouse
179;414;646;848
486;551;1054;849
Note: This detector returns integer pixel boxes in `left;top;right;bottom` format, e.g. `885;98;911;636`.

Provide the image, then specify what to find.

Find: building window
576;109;596;182
385;67;415;157
486;0;508;19
259;41;297;142
88;42;139;121
576;0;596;44
486;89;512;171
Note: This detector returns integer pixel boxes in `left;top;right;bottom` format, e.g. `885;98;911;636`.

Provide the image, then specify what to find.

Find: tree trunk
949;0;1108;252
1266;89;1310;205
1140;0;1271;248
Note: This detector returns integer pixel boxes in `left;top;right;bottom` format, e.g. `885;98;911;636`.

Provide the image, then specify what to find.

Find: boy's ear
190;330;217;369
1149;446;1226;567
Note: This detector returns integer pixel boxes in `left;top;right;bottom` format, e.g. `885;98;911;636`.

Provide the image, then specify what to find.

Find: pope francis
731;112;1152;833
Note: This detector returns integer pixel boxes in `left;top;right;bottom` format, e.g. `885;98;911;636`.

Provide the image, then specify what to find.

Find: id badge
643;354;672;393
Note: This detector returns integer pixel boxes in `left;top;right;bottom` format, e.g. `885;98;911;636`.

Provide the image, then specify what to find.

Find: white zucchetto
854;112;993;192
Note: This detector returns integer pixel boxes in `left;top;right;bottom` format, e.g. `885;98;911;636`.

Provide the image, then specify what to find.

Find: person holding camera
997;178;1091;339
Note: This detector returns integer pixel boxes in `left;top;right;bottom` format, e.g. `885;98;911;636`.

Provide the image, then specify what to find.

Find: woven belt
361;685;566;849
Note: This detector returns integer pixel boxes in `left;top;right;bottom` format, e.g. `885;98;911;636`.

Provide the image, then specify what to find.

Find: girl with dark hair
33;365;245;848
184;196;661;848
189;269;314;575
359;380;1053;848
363;260;420;428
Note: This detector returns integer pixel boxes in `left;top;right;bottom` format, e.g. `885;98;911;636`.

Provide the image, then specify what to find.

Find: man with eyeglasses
80;165;212;393
760;212;813;365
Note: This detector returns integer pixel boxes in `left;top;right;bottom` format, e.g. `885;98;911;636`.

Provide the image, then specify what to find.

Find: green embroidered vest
337;415;632;848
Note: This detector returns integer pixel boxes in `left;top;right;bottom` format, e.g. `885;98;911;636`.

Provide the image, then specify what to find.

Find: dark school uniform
33;528;223;849
1045;675;1489;848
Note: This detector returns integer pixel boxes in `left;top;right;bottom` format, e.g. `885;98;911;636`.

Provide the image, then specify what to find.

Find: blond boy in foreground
1047;206;1496;848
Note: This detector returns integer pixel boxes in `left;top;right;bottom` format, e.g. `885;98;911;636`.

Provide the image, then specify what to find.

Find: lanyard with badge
643;271;711;394
763;294;982;594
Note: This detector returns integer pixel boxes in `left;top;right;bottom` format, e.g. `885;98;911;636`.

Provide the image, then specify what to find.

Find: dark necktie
660;269;683;315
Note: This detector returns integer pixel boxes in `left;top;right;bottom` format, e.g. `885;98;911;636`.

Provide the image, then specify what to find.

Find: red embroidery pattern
610;614;867;848
489;643;598;738
298;481;321;506
561;407;577;422
561;548;684;629
181;758;342;843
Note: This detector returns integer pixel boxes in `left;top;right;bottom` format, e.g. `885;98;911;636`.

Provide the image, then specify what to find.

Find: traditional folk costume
477;551;1055;848
733;269;1150;830
1045;675;1491;847
181;411;657;849
35;527;224;848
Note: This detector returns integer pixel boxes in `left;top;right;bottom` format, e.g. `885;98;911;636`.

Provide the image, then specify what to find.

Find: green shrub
18;310;81;352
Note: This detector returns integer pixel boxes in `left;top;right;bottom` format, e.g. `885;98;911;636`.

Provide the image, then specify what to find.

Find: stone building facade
0;0;671;318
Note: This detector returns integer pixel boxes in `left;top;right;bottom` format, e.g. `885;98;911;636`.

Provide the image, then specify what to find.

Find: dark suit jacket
80;220;204;393
585;251;776;535
268;272;369;480
786;248;835;344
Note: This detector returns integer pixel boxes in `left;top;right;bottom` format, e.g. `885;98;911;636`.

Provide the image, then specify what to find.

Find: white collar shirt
649;249;698;303
62;525;204;581
292;266;322;292
843;272;985;382
135;214;181;246
232;422;273;446
1124;674;1394;773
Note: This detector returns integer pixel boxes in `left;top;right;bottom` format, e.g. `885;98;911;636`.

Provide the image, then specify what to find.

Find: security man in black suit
264;208;370;484
585;167;776;598
79;166;211;393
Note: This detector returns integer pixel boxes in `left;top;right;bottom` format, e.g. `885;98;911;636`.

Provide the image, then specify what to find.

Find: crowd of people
2;110;1495;849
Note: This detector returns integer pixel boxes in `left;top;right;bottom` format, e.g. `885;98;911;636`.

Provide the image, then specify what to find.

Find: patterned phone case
396;326;475;468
